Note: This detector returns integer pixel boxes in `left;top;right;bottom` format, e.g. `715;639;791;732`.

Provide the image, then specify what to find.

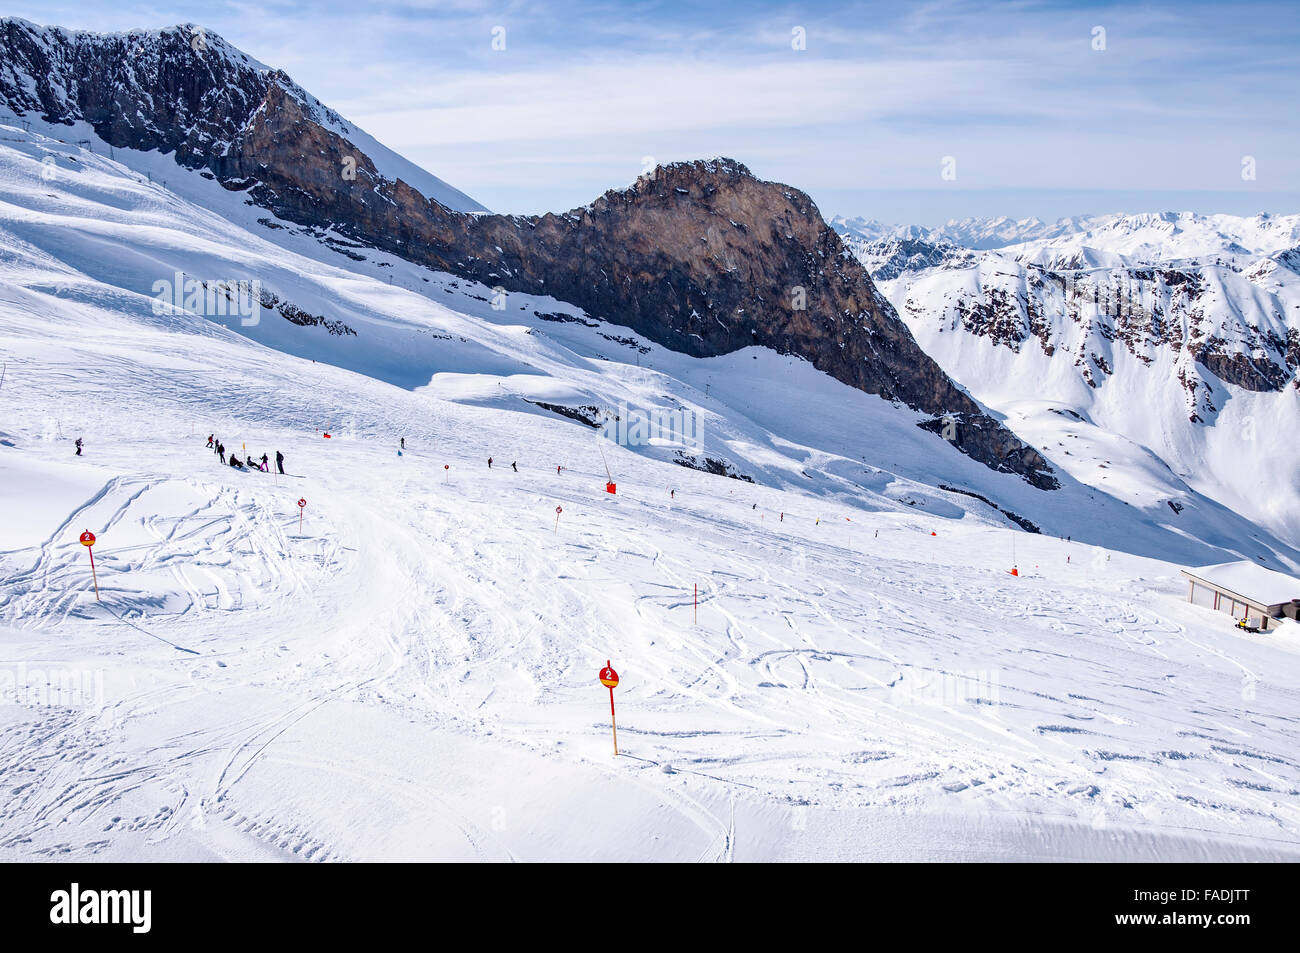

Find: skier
74;437;83;456
671;489;675;499
487;457;493;469
400;437;406;450
218;443;226;465
752;503;757;511
260;453;269;471
275;450;285;475
207;434;214;448
780;512;783;522
511;461;517;472
557;465;562;475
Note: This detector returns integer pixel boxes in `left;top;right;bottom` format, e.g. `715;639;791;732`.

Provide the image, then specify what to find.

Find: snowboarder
275;450;284;475
229;455;244;469
487;457;493;469
207;434;214;448
74;437;83;456
246;455;257;469
260;453;269;471
511;461;517;472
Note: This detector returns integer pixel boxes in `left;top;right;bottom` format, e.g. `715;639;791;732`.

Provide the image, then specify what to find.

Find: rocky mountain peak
0;19;1057;490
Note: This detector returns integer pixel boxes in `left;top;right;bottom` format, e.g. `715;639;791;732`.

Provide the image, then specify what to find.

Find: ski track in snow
1;123;1299;860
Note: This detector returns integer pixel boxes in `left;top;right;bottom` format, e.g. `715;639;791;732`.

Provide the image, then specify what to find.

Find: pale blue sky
8;0;1299;222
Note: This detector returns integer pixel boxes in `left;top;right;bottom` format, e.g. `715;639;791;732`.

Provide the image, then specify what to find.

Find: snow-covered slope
3;121;1300;861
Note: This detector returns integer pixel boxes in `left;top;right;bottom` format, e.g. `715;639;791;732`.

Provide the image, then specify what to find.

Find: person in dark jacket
218;443;225;464
74;437;83;456
275;450;284;475
246;455;257;469
260;453;269;471
229;455;244;469
487;457;493;469
400;437;405;450
511;461;517;472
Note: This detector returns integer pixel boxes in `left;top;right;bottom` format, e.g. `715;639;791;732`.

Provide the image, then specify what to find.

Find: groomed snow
2;124;1300;862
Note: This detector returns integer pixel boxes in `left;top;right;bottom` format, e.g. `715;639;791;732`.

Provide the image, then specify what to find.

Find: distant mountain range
835;210;1300;545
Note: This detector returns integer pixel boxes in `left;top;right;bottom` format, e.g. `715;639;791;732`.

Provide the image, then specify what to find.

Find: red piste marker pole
80;530;99;601
297;497;306;533
444;464;449;484
555;505;562;533
599;661;619;756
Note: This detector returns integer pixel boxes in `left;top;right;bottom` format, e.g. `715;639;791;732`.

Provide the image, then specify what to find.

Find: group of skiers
208;434;284;475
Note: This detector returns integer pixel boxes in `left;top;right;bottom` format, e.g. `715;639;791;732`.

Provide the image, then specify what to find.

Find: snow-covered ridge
839;210;1300;549
833;210;1300;260
0;17;488;213
831;213;1111;251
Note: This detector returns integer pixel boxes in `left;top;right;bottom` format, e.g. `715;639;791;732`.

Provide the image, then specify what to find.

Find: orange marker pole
599;661;620;756
87;547;100;601
609;686;618;756
80;530;99;601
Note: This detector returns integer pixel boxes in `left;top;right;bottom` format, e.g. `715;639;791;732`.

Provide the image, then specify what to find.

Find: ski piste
0;12;1297;869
